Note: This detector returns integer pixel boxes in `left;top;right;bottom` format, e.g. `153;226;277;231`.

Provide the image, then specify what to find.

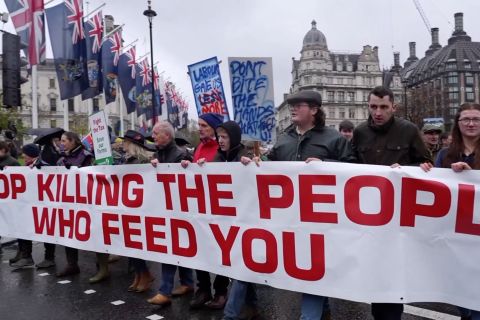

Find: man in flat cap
242;89;355;320
421;123;444;162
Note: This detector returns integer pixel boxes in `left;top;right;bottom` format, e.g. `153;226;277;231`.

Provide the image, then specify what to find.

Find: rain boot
89;253;110;284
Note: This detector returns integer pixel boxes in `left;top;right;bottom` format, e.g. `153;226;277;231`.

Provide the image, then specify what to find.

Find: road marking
38;272;50;277
111;300;125;306
57;280;71;285
84;289;96;295
146;315;164;320
404;305;460;320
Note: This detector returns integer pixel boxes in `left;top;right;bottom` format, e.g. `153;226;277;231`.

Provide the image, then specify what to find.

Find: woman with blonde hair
121;130;155;292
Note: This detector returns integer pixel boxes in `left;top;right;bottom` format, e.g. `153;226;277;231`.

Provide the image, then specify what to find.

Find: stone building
401;12;480;129
276;20;383;135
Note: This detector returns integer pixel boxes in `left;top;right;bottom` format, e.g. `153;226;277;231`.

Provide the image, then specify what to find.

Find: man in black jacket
352;86;431;320
151;120;192;165
148;121;194;307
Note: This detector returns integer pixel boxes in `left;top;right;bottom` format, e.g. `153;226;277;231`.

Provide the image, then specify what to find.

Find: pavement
0;241;466;320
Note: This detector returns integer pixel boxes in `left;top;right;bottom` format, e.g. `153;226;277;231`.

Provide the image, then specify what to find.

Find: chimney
425;27;442;56
454;12;464;33
394;52;400;67
409;42;417;58
449;12;470;44
431;28;439;45
373;46;379;58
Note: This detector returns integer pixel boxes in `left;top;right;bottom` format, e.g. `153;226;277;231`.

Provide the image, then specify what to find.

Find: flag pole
63;100;69;131
84;3;106;19
31;65;38;128
117;86;124;136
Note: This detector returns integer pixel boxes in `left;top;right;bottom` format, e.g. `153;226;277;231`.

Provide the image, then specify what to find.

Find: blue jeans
158;264;193;296
459;307;480;319
300;294;327;320
223;280;257;319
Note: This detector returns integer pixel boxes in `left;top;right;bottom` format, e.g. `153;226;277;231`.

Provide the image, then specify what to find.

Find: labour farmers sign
0;162;479;310
88;110;113;165
188;57;229;121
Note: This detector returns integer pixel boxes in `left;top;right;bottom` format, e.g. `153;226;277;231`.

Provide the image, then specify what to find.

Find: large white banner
0;162;479;310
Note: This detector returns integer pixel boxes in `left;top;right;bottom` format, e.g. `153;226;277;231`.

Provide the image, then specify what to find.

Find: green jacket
352;116;432;166
268;124;355;162
0;155;20;167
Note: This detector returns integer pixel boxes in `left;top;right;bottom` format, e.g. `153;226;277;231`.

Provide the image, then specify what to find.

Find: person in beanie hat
184;113;224;165
10;144;53;269
180;113;229;309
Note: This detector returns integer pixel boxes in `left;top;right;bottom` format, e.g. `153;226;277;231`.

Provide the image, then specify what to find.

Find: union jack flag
65;0;84;44
139;59;151;87
153;67;160;91
87;11;103;54
4;0;46;66
125;46;136;79
109;31;122;66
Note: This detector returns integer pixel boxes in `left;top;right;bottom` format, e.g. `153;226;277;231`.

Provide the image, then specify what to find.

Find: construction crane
413;0;431;34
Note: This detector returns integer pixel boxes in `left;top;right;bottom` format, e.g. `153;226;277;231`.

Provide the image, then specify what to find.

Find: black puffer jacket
214;121;252;162
352;116;432;166
268;124;355;162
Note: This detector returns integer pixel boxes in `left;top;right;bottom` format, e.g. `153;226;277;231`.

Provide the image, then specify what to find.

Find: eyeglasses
458;118;480;125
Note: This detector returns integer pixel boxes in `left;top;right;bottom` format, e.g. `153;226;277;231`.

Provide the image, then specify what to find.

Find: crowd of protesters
0;85;478;320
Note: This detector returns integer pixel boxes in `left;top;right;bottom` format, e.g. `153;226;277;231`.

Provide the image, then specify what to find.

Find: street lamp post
143;0;157;125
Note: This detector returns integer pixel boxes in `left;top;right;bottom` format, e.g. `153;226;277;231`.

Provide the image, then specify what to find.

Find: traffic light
2;32;28;108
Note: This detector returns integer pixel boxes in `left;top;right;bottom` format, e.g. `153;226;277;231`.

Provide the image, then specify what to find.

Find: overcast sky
1;0;479;118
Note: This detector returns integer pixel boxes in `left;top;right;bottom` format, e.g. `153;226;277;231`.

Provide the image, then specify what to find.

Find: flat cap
286;90;322;106
422;123;444;133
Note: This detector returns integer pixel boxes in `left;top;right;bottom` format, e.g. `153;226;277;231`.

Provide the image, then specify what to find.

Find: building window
328;108;335;119
449;107;458;116
348;109;355;119
363;91;369;102
465;73;474;85
68;99;74;112
466;87;475;102
50;98;57;111
446;61;457;70
447;72;458;85
337;63;343;71
327;77;333;84
338;91;345;102
304;76;312;84
93;98;99;112
49;78;56;89
348;92;355;102
306;62;311;69
50;120;57;128
327;91;334;102
339;108;345;118
464;60;472;69
448;87;459;101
